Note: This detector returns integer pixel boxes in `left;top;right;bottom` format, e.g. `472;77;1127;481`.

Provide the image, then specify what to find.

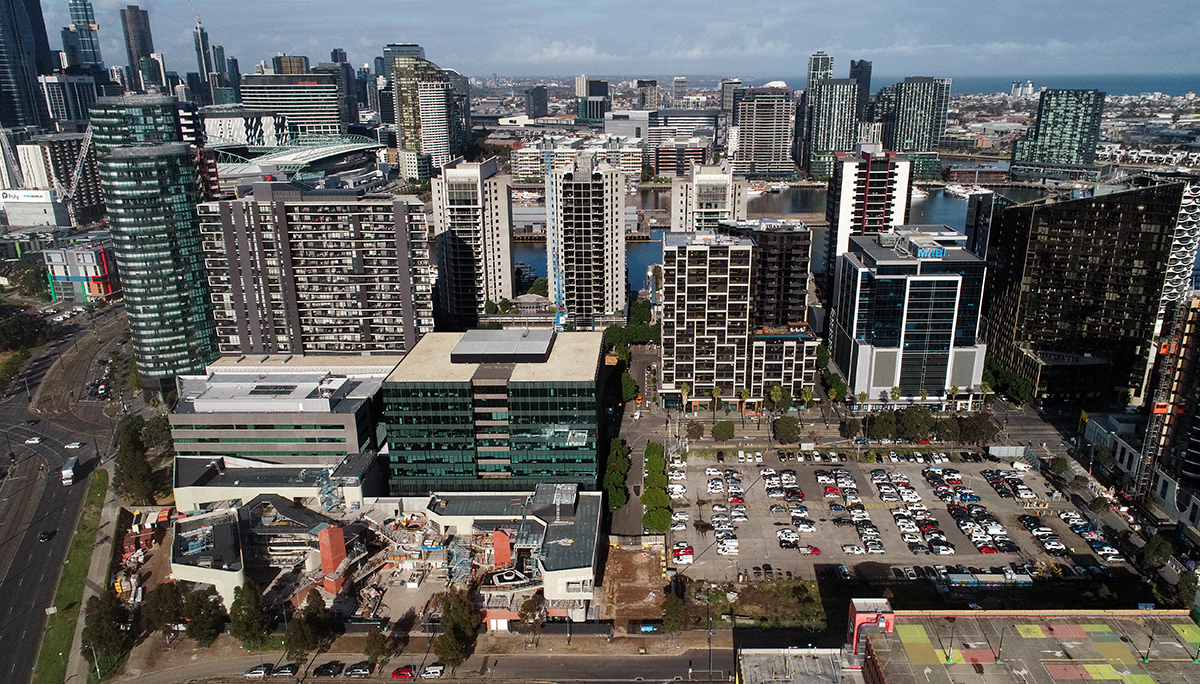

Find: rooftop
849;226;981;267
663;230;755;249
172;509;241;571
869;610;1196;684
107;142;193;159
206;354;403;378
387;332;603;385
451;329;556;364
174;458;330;490
174;370;377;414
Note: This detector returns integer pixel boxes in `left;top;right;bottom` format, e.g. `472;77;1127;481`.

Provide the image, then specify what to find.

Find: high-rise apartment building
525;85;547;119
574;74;588;97
382;329;604;494
873;77;951;153
61;0;103;71
719;79;742;124
197;182;434;355
670;161;747;232
982;177;1198;407
717;218;812;327
807;51;833;94
0;0;51;127
547;153;627;329
829;228;986;408
804;78;860;178
89;93;181;156
431;158;515;328
1145;295;1200;505
637;79;658;110
825;146;911;279
42;233;118;302
381;43;423;80
393;56;456;168
16;132;104;223
848;60;872;122
193;24;211;86
38;73;97;126
1011;88;1105;168
99;142;217;380
672;76;687;106
730;86;795;177
120;5;153;91
240;74;344;135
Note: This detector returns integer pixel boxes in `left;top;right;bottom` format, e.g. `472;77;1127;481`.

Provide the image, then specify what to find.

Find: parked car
244;664;272;679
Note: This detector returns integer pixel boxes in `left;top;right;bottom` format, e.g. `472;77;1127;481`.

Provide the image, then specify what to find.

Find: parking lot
665;447;1124;583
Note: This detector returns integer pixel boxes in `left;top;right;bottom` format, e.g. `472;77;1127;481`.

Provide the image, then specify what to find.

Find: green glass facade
383;379;599;494
100;142;218;378
89;94;182;157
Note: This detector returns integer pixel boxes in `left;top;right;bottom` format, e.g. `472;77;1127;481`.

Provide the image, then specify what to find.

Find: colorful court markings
1017;624;1048;638
1083;663;1121;679
1046;624;1086;638
1081;624;1114;633
1094;641;1137;665
897;624;930;642
1173;623;1200;643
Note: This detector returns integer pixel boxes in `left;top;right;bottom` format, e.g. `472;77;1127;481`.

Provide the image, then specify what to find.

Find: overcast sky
41;0;1200;83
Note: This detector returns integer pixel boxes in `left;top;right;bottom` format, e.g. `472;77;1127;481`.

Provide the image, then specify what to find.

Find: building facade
197;182;434;356
829;228;987;407
239;74;344;136
0;0;51;127
670;162;747;232
717;218;812;327
524;85;547;119
99;142;218;379
1011;89;1105;167
730;87;795;177
119;4;153;92
547;154;627;329
825;146;912;279
382;330;603;494
62;0;104;71
16;132;104;224
38;73;97;127
873;77;952;153
89;94;182;156
42;232;119;302
805;79;861;179
393;56;455;168
637;79;658;110
431;157;515;328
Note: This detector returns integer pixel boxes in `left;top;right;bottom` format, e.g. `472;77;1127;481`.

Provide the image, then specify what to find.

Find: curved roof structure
212;134;384;173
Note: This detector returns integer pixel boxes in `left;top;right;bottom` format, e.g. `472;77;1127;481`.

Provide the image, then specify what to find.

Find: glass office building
382;330;604;494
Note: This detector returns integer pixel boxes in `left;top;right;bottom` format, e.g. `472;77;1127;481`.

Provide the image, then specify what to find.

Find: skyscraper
431;157;514;328
120;5;153;91
547;153;627;329
89;93;181;156
825;146;912;279
717;219;812;328
874;77;951;153
210;44;225;78
719;79;742;123
524;85;547;119
381;43;423;80
981;177;1198;406
848;60;872;122
730;86;795;177
0;0;52;126
193;24;211;84
38;73;97;126
804;78;860;178
672;76;687;106
1011;89;1105;167
637;79;658;110
393;55;456;168
198;183;434;355
240;74;344;135
99;142;218;381
330;47;347;63
807;51;832;93
61;0;103;71
272;53;309;75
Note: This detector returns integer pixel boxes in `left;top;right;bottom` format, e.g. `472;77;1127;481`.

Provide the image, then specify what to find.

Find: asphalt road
0;307;127;684
115;647;736;684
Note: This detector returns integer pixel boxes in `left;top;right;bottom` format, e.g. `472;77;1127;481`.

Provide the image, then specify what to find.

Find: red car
393;666;415;679
728;495;745;504
798;545;821;555
978;546;998;554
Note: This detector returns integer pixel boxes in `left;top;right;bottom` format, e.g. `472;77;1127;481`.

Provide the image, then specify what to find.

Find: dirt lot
598;546;668;622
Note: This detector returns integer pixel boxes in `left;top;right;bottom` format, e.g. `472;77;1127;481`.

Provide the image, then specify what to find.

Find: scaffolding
1135;299;1190;500
317;471;343;513
448;537;475;586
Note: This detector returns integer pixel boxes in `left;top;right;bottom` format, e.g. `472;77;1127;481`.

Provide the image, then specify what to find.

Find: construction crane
59;124;94;227
0;129;25;190
188;0;202;25
1133;299;1190;500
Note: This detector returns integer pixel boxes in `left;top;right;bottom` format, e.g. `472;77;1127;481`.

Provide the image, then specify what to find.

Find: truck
61;456;77;486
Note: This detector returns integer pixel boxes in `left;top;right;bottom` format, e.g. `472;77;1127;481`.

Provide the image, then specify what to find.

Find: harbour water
512;186;1046;284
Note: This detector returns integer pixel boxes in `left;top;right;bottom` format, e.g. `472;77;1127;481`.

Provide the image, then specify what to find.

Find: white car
842;545;866;555
669;522;687;531
711;504;728;513
705;468;722;477
421;665;445;679
671;511;689;522
64;442;84;449
668;471;686;481
24;437;41;445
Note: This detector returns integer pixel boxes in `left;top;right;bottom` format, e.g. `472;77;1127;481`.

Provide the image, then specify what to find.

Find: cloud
501;40;625;66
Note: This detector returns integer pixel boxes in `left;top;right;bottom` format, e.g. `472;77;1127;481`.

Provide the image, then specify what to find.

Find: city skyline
38;0;1199;88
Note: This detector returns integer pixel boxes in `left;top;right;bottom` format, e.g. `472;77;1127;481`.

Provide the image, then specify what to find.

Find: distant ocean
706;74;1200;96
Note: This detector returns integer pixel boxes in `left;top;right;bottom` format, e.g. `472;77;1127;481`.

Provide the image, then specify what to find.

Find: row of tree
640;442;671;533
112;413;172;504
603;438;631;512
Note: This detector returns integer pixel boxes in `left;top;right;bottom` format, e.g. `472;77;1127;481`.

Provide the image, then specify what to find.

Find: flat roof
663;231;754;249
451;329;556;364
172;509;241;571
208;354;404;378
388;332;603;385
541;491;600;571
175;458;327;489
428;493;532;518
869;611;1195;684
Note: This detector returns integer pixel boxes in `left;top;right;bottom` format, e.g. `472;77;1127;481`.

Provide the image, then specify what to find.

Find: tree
774;416;799;444
919;389;929;403
960;413;998;445
0;312;55;351
1070;474;1090;490
302;589;334;644
841;418;861;439
680;382;691;412
285;616;317;663
1088;496;1111;515
979;381;993;404
1141;534;1173;570
620;371;639;402
142;414;172;450
662;593;686;633
857;391;868;405
498;297;513;313
1095;447;1116;472
815;344;829;370
12;260;49;298
799;386;814;409
935;417;959;444
642;507;671;533
183;590;224;647
1048;456;1070;478
686;420;704;440
712;420;734;443
528;278;549;297
1177;571;1198;608
81;590;128;667
640;487;670;510
641;163;655;183
364;627;392;665
709;385;722;423
948;385;960;405
114;449;156;503
141;582;183;637
870;411;896;440
433;586;481;669
518;595;545;635
128;358;141;388
738;388;750;427
229;580;270;649
115;414;146;456
897;406;935;442
889;386;902;404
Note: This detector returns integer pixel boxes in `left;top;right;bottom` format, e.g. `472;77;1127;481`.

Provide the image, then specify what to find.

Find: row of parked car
872;469;923;504
949;503;1019;554
1059;510;1126;563
893;503;956;555
982;469;1037;500
244;661;444;679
